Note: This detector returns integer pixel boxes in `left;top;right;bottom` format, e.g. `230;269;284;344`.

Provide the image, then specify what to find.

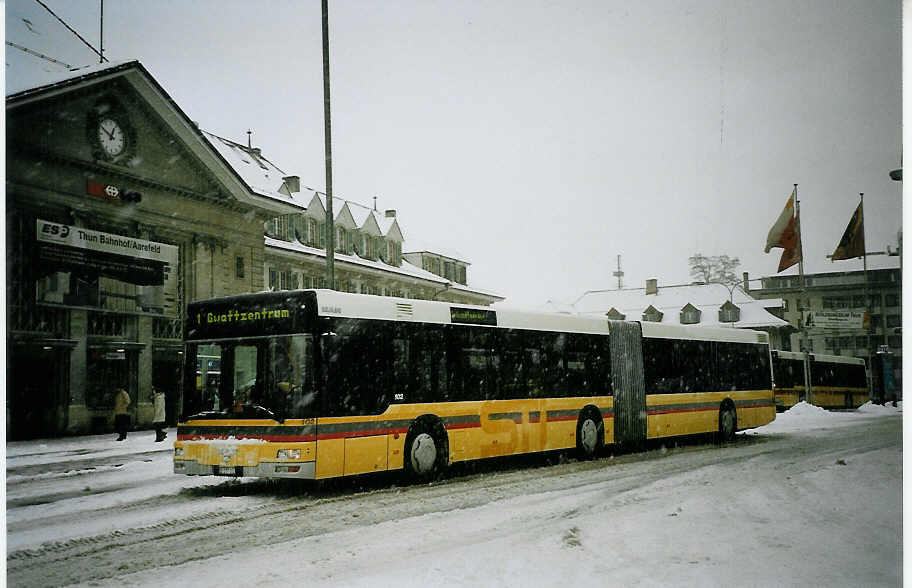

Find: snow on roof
264;237;502;300
346;200;376;227
402;238;469;263
573;282;789;329
201;131;304;210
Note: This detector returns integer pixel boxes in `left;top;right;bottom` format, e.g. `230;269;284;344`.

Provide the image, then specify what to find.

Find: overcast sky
5;0;903;308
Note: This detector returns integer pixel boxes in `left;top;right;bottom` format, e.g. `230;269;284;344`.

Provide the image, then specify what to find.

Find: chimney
385;209;397;218
742;272;750;292
283;175;301;193
645;278;658;295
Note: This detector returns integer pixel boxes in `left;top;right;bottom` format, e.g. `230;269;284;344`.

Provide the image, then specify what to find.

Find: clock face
97;117;126;157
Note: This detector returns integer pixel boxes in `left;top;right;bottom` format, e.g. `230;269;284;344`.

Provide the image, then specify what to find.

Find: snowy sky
4;0;903;307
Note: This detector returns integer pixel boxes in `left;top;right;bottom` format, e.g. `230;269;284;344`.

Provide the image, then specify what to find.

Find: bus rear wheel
717;404;737;444
576;409;604;460
403;416;448;482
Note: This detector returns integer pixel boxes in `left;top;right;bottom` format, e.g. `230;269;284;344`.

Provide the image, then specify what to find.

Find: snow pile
749;401;902;434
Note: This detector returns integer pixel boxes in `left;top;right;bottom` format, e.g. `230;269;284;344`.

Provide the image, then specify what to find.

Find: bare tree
688;253;713;283
689;253;741;286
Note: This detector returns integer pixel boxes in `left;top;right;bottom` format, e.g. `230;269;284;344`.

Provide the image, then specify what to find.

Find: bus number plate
217;466;237;476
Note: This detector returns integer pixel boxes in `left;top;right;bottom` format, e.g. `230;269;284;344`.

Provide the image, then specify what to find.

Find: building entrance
8;345;68;440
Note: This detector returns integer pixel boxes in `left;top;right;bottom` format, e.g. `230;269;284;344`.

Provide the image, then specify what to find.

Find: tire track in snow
7;417;900;587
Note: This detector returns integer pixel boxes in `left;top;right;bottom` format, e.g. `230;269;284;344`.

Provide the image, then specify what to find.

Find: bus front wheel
403;416;448;482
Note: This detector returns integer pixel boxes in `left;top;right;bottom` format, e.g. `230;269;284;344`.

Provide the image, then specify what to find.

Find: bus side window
391;325;410;404
411;324;445;404
541;332;566;397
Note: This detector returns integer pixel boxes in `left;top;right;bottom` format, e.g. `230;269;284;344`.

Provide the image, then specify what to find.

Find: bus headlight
174;447;184;457
277;449;301;460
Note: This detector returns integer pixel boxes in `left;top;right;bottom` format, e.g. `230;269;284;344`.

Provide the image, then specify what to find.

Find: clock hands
100;121;117;141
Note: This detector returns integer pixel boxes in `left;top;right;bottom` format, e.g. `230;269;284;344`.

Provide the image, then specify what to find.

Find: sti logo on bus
450;307;497;326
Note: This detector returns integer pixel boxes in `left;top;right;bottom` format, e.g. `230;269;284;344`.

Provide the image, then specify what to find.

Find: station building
6;60;501;439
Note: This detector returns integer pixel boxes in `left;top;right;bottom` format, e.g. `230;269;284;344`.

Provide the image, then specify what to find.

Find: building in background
748;261;902;389
208;130;501;305
567;279;792;349
6;60;500;439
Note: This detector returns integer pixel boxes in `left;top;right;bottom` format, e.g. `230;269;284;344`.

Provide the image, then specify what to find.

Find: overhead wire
32;0;107;62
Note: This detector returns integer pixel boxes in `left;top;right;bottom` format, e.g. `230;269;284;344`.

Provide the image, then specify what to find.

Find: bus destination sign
450;307;497;326
186;295;309;340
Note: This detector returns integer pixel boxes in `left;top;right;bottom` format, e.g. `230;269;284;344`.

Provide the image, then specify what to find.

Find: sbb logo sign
87;179;142;203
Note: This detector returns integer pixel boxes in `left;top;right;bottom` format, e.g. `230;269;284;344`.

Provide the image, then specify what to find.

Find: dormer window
642;305;663;322
353;233;364;256
266;216;291;241
307;218;320;247
294;215;308;244
680;303;702;325
388;241;401;266
718;301;741;324
606;308;626;320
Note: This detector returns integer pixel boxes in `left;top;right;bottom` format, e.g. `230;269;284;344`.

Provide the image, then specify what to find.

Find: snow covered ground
5;402;904;587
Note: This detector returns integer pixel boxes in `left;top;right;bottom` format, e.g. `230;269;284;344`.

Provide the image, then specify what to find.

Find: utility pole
99;0;104;63
321;0;335;289
613;255;624;290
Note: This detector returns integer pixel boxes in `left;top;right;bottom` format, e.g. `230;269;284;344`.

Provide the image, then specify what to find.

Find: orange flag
765;190;800;272
831;201;865;261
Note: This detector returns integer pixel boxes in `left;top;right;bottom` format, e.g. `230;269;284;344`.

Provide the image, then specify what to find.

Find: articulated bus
771;350;868;411
174;290;776;481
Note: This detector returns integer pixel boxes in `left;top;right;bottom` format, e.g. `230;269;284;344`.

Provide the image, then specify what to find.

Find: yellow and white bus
174;290;776;480
771;350;868;411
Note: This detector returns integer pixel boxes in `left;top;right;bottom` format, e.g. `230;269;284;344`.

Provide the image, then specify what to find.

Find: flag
764;190;800;272
831;201;865;261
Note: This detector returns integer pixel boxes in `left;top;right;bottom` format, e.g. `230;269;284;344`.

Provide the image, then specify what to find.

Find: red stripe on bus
177;434;316;442
444;422;482;431
316;427;409;440
648;403;774;416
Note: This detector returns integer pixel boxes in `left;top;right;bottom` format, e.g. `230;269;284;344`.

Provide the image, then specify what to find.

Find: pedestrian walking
113;388;131;441
152;388;167;442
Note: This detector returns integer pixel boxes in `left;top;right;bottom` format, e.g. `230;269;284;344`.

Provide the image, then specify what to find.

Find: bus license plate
217;466;237;476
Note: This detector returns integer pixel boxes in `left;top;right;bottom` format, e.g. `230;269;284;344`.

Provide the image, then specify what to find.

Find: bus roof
310;290;769;343
773;350;866;366
810;353;866;366
186;289;772;345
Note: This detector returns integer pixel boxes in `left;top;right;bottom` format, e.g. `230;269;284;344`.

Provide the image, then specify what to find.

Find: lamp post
321;0;335;290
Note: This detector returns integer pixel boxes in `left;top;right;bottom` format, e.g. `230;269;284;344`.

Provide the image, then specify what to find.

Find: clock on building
97;117;127;157
87;98;135;162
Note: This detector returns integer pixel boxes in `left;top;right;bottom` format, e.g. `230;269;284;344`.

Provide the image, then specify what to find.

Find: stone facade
6;62;288;438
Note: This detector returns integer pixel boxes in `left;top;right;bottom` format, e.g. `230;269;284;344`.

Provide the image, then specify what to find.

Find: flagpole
860;193;872;354
795;183;813;405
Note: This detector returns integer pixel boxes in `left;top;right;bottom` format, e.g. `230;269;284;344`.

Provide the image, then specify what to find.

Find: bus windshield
185;334;316;420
